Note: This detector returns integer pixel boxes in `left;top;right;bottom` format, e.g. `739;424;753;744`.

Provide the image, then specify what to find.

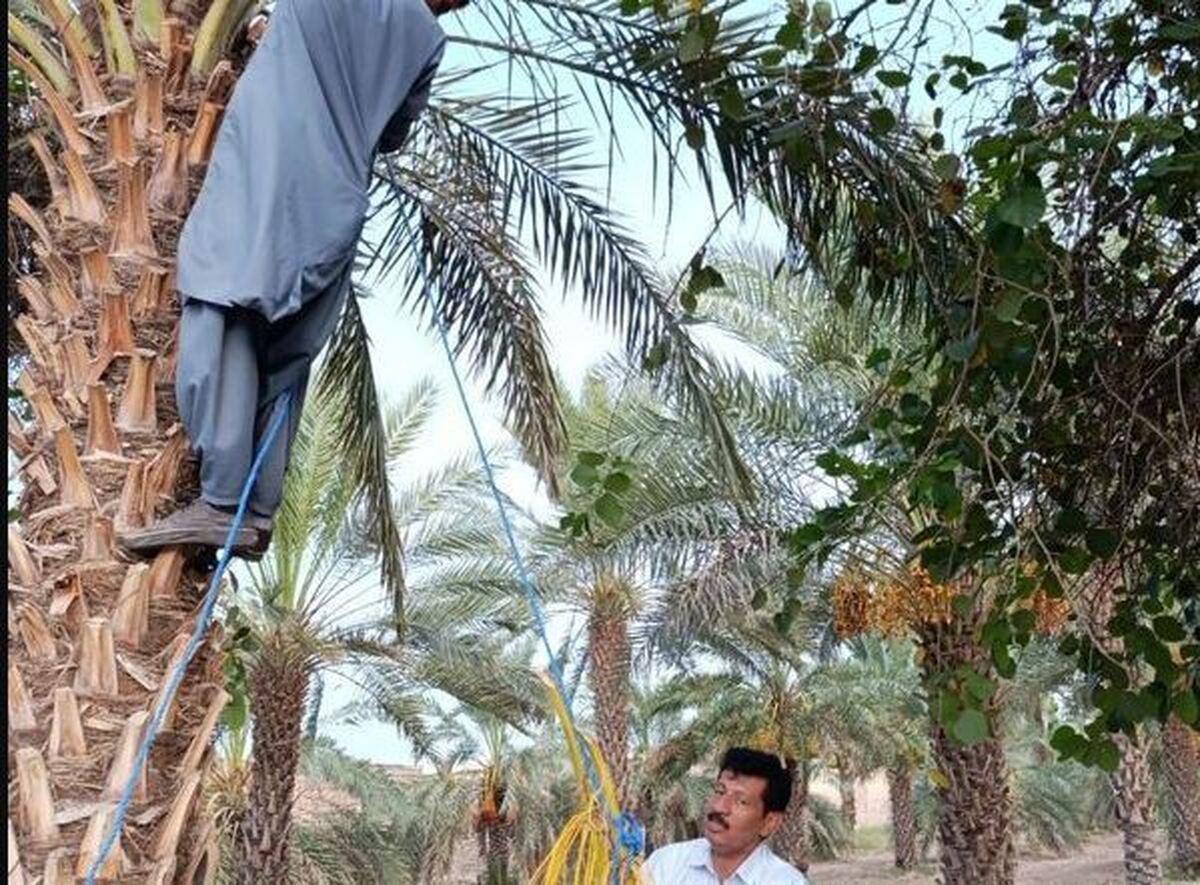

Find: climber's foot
117;500;261;557
244;511;273;558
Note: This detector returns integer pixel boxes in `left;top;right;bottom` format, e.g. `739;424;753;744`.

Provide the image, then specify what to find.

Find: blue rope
86;392;294;884
385;158;644;877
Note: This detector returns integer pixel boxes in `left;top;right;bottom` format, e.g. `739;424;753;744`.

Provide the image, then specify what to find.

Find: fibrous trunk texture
479;819;513;884
234;635;310;884
919;610;1015;885
7;0;242;879
772;761;811;873
888;765;917;869
836;757;857;833
1076;561;1162;885
586;575;632;808
1162;715;1200;877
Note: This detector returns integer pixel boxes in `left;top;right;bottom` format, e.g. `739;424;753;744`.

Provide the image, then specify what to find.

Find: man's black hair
718;747;793;814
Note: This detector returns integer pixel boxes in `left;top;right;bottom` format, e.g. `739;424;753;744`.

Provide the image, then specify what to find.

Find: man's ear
760;810;784;840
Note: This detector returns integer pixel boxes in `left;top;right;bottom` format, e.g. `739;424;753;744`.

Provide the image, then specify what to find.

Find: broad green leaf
876;69;911;88
776;15;804;50
964;671;995;703
1043;63;1078;89
789;523;826;548
951;709;989;745
603;471;632;494
934;153;961;180
865;347;892;369
1085;528;1120;558
594;493;625;528
854;44;879;72
868;107;897;135
1152;616;1186;642
995;181;1047;229
1059;547;1093;575
642;341;669;371
1172;688;1198;725
570;463;600;487
1095;739;1120;772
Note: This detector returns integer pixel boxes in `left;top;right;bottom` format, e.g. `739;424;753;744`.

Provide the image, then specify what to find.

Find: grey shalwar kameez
175;0;445;516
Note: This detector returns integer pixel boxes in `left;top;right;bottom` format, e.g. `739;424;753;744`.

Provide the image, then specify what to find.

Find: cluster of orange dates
832;564;954;639
832;562;1072;638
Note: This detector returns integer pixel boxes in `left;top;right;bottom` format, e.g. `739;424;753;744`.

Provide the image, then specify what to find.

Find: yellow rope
531;674;648;884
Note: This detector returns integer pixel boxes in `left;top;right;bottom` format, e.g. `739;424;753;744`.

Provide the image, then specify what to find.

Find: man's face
702;770;782;857
425;0;468;14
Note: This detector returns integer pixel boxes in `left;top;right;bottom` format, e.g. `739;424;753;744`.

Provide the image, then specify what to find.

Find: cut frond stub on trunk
104;710;150;801
110;161;158;258
17;603;57;661
187;101;224;166
8;524;42;587
86;383;123;456
49;687;88;759
149;129;191;215
134;69;165;140
8;664;38;732
75;617;121;696
54;427;97;510
117;349;159;434
15;748;60;844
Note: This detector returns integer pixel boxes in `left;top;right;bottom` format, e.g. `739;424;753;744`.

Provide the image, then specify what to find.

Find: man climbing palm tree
120;0;468;557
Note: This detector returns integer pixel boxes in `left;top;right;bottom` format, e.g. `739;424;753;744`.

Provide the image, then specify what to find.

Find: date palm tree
227;376;544;880
1161;713;1200;876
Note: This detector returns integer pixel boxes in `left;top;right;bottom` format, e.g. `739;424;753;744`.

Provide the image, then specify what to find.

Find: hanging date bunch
832;563;955;639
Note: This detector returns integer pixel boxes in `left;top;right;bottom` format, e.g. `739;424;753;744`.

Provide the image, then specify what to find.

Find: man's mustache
706;812;729;829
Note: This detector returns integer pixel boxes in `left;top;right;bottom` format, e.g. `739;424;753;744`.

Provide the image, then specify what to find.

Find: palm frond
317;289;407;623
457;0;776;214
365;161;567;499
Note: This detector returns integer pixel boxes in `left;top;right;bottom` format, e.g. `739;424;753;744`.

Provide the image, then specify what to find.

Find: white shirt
643;838;808;884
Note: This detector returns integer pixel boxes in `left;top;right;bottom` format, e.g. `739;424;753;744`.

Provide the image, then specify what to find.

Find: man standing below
645;748;808;884
119;0;468;557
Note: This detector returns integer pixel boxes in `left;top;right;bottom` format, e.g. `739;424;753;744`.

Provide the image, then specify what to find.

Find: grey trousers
175;280;348;518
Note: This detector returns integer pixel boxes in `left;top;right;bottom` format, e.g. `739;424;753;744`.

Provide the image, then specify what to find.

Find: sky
314;0;1013;765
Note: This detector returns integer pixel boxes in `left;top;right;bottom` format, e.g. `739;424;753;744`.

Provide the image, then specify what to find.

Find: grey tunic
176;0;445;323
172;0;445;516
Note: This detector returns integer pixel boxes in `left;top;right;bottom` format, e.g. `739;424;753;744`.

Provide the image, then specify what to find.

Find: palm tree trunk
234;634;310;883
1111;732;1162;885
919;611;1015;885
887;764;917;869
773;760;811;873
8;2;246;879
483;819;512;884
836;756;857;833
1162;714;1200;876
586;575;632;806
1076;561;1162;885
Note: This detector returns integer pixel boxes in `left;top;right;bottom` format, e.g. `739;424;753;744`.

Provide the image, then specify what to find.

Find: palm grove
6;0;1197;884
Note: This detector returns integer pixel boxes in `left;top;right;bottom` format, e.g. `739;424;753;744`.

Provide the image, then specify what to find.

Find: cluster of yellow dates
832;564;954;639
832;562;1073;638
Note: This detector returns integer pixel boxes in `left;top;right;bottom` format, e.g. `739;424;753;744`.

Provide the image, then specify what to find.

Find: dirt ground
808;831;1194;884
